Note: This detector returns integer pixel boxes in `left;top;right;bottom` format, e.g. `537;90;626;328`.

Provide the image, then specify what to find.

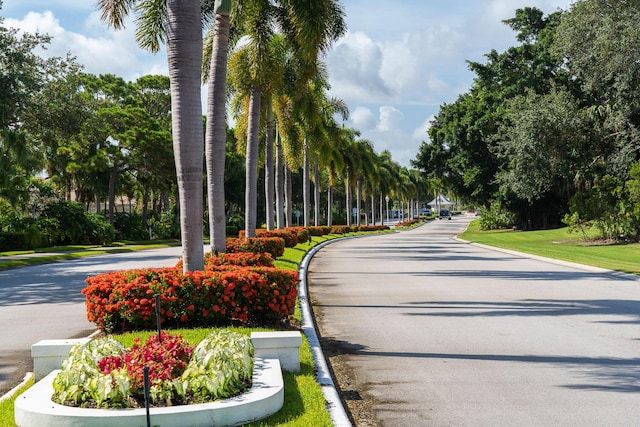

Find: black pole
154;293;162;343
143;366;151;427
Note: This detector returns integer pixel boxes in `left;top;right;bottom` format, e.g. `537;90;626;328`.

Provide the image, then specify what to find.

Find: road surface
308;215;640;426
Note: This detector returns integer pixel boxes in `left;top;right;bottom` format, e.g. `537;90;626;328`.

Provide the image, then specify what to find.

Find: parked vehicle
439;210;451;220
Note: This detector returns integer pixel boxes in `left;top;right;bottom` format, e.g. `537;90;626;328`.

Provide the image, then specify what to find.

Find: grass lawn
459;220;640;275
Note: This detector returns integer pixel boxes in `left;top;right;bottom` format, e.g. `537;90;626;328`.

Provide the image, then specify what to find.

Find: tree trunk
265;102;275;230
345;171;351;226
244;86;261;238
314;161;320;226
371;193;375;225
205;9;230;253
327;185;333;227
356;179;362;226
142;186;149;231
166;0;204;271
275;125;285;229
107;168;117;225
285;166;292;227
303;139;310;227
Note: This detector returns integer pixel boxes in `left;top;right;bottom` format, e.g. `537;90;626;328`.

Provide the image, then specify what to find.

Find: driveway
0;247;182;395
308;215;640;426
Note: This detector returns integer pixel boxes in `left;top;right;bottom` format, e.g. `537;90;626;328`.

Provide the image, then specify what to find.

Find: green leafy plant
51;330;252;408
175;330;253;402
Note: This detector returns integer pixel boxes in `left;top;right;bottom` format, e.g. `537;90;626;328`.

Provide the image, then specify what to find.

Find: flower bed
15;358;282;427
52;330;252;408
82;266;298;332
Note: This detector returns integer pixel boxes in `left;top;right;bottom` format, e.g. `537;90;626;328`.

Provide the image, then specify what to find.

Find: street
309;215;640;426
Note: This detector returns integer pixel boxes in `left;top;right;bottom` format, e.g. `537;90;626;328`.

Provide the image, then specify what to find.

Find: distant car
439;209;451;220
419;208;431;216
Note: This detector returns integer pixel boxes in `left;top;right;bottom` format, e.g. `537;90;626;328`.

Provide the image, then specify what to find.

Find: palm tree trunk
371;193;375;225
285;166;292;227
314;161;320;226
327;185;333;226
275;125;285;229
205;9;230;253
356;179;362;226
303;139;310;227
345;172;351;226
379;193;384;226
167;0;204;271
244;86;261;238
265;102;275;230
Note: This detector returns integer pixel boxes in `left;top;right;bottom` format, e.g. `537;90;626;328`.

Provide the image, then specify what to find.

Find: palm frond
134;0;167;53
97;0;138;29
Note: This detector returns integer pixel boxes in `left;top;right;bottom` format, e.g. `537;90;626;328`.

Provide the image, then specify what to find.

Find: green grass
459;220;640;275
0;376;34;427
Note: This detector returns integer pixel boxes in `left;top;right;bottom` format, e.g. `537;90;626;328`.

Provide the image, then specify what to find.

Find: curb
299;238;354;427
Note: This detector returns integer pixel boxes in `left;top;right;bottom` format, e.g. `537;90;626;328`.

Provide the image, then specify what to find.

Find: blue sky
2;0;573;167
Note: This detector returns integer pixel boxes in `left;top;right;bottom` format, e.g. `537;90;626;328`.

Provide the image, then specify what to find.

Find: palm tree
98;0;205;271
202;0;232;253
231;0;346;237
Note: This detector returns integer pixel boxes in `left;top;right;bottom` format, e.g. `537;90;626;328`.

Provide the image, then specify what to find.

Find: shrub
330;226;349;234
0;231;44;251
39;200;114;245
86;213;115;245
178;330;253;401
239;229;298;247
149;209;180;239
175;252;275;270
225;237;285;258
114;212;147;241
307;226;331;236
82;266;298;332
479;202;518;230
286;227;310;243
40;200;88;244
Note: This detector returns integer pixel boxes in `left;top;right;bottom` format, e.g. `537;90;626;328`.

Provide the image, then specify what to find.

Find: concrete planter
15;358;282;427
16;331;301;427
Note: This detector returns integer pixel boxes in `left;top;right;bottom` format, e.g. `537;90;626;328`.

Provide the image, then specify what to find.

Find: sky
1;0;574;167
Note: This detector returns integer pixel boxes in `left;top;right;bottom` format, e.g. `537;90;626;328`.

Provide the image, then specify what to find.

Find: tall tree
229;0;345;237
203;0;232;252
98;0;205;271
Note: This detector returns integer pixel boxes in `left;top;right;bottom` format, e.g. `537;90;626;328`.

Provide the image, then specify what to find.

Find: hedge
225;237;285;258
175;252;275;270
82;266;298;333
238;229;298;247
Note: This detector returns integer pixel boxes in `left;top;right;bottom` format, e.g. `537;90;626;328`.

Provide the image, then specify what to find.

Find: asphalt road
0;247;182;395
308;215;640;426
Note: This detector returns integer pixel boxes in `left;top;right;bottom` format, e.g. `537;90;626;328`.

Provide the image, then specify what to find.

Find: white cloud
413;116;434;141
6;11;167;82
376;106;403;132
350;106;376;131
327;31;392;103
